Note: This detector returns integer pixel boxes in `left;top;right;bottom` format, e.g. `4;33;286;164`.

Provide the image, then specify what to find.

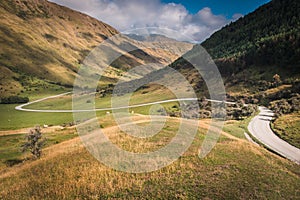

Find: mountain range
0;0;299;99
171;0;299;99
0;0;192;97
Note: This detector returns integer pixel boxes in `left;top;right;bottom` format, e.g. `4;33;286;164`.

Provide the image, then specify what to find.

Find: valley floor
0;91;299;199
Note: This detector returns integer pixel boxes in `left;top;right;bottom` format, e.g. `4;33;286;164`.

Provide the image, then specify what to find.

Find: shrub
0;96;29;104
21;126;46;159
4;159;23;167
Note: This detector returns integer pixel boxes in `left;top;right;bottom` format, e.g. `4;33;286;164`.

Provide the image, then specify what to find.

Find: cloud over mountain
49;0;242;42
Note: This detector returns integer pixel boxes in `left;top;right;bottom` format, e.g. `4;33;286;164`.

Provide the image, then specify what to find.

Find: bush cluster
0;96;29;104
269;93;300;117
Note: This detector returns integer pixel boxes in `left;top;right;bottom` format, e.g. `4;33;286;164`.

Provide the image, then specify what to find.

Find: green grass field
223;120;246;139
0;99;180;131
0;87;72;130
0;86;181;130
24;86;177;111
0;128;77;170
0;104;74;130
0;134;24;167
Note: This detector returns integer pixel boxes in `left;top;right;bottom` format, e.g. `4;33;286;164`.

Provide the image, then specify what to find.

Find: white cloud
49;0;241;42
232;13;244;21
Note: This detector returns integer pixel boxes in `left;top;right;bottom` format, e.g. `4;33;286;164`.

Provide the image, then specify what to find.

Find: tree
21;126;46;159
232;108;243;120
273;74;282;87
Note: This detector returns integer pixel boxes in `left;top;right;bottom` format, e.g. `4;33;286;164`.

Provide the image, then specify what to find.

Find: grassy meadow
23;85;177;111
0;128;77;170
0;104;73;130
0;88;72;130
0;84;181;130
0;86;299;199
0;117;299;199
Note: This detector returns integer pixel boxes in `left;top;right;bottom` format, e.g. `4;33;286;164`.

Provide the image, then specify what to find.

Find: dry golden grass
0;116;299;199
0;67;22;97
0;0;118;94
265;84;293;96
272;111;300;149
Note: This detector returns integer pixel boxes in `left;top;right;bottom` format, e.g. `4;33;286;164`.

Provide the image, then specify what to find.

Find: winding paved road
15;92;234;113
248;106;300;164
13;93;300;164
15;92;73;113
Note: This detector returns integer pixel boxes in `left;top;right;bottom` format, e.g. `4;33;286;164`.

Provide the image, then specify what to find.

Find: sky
49;0;271;42
161;0;271;16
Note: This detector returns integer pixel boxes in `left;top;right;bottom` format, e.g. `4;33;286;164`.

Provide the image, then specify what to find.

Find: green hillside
114;0;300;107
164;0;300;96
170;0;300;148
202;0;300;76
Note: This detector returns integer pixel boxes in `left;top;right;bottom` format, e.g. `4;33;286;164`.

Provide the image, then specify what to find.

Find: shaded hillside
165;0;300;96
126;0;300;107
201;0;300;76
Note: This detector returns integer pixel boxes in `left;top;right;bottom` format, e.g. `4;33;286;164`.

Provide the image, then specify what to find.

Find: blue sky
50;0;271;42
162;0;271;16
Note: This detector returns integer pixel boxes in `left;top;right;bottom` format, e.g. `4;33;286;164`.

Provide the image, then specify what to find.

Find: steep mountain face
120;0;298;109
201;0;300;76
0;0;193;97
0;0;118;96
167;0;299;97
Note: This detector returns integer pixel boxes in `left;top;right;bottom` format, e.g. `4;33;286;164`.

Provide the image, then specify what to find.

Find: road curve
248;106;300;164
15;92;235;113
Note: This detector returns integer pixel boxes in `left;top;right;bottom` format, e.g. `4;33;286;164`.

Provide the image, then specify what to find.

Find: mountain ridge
122;0;299;106
0;0;119;97
0;0;193;97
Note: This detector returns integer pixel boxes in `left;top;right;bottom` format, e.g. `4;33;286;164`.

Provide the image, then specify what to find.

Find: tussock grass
272;111;300;149
0;118;299;199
